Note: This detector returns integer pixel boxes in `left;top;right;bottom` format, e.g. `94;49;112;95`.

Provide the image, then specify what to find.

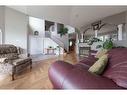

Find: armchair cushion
1;53;18;60
7;53;19;60
18;54;28;59
12;58;31;66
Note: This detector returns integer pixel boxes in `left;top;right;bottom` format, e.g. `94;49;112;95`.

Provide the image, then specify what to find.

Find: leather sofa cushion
79;55;98;67
103;48;127;88
49;60;121;89
61;67;121;89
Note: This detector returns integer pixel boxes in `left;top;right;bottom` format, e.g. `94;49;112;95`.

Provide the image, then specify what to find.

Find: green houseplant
58;27;68;37
103;38;113;50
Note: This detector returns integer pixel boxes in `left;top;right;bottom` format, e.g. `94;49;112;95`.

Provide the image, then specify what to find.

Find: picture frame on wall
34;31;39;35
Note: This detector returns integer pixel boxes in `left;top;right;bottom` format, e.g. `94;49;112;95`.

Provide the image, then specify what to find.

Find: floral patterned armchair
0;44;32;80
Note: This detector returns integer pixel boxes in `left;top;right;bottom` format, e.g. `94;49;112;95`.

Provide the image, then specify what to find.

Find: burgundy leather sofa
48;48;127;89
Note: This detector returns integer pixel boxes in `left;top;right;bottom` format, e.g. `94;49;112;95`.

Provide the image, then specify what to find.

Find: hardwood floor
0;52;79;89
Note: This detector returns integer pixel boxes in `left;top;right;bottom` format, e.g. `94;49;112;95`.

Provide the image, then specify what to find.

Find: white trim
118;24;123;41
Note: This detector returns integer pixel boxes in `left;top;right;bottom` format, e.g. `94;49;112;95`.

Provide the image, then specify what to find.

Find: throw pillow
95;49;108;58
88;54;108;75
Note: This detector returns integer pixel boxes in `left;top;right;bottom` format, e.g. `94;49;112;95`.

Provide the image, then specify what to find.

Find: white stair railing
45;25;69;52
50;35;64;49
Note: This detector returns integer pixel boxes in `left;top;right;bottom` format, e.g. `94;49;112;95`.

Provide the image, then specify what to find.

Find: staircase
45;27;69;53
51;35;69;53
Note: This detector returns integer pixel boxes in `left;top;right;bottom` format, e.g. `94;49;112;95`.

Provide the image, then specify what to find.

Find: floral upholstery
0;44;19;60
0;53;19;60
0;44;18;54
0;44;32;80
12;58;31;66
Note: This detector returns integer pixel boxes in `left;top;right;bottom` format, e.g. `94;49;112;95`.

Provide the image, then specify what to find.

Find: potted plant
48;46;53;48
58;27;68;37
103;38;113;50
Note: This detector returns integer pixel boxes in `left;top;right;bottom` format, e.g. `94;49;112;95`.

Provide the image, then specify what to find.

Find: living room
0;2;127;95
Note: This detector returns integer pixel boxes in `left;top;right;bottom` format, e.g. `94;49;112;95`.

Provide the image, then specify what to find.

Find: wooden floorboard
0;53;79;89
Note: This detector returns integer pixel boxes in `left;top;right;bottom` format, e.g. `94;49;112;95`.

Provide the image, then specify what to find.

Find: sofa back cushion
0;44;18;60
0;44;18;54
103;48;127;88
1;53;19;60
79;55;98;67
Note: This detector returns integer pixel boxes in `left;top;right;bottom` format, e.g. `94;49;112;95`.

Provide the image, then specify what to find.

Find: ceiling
7;6;127;30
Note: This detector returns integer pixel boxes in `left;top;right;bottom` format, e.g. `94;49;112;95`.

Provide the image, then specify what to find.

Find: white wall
0;6;5;44
28;16;64;55
4;7;28;53
65;25;75;34
28;16;45;55
113;40;127;47
27;6;71;25
0;29;2;44
9;6;71;25
29;36;43;55
29;36;63;55
29;16;45;36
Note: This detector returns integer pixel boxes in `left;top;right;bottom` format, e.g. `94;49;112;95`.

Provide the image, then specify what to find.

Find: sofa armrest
48;60;74;89
0;57;9;63
62;68;121;89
